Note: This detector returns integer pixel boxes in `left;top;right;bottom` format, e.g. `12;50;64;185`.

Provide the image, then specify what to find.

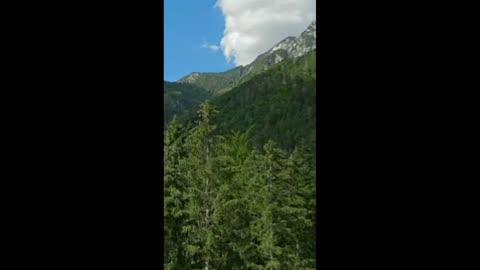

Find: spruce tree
163;103;317;269
182;102;221;269
164;116;189;269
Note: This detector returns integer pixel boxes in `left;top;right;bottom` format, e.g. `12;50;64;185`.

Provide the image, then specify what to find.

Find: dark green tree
182;102;221;269
163;102;317;269
164;116;189;269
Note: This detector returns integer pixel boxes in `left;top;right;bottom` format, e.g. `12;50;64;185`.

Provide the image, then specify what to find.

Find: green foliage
177;51;316;152
163;81;211;129
164;102;316;269
213;51;316;152
178;66;248;95
164;42;317;269
178;48;309;96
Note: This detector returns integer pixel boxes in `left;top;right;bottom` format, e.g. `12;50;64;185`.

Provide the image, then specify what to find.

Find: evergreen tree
182;102;221;269
211;127;256;269
163;103;317;269
164;116;189;269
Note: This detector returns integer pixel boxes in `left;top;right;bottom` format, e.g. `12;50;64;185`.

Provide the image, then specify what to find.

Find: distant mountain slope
211;50;316;151
178;20;316;95
163;81;210;128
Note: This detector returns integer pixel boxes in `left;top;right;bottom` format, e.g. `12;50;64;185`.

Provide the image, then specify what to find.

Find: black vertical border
8;1;168;268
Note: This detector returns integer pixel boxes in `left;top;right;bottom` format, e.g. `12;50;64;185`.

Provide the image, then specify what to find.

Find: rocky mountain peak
177;20;316;94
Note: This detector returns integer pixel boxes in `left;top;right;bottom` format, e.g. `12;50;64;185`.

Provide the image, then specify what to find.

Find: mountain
164;21;317;270
165;20;317;150
178;20;316;95
174;50;316;151
213;50;316;151
163;81;210;128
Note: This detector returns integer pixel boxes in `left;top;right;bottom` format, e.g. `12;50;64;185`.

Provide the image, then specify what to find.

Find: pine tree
164;116;189;269
275;144;316;269
211;127;256;269
163;102;317;269
289;145;316;269
182;102;221;269
248;141;288;269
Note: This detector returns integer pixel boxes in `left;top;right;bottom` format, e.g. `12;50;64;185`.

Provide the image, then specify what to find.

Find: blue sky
164;0;234;82
164;0;316;82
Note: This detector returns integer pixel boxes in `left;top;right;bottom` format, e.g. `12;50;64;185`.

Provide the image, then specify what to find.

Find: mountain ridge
178;20;316;94
163;81;210;128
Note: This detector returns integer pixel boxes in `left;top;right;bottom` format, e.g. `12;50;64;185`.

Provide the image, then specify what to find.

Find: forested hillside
178;20;316;95
213;50;316;151
164;104;316;269
177;66;247;96
163;81;210;128
177;50;316;152
164;19;317;270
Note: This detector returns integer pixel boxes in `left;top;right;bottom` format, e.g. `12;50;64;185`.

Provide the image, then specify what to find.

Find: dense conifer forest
213;51;316;151
164;82;210;129
164;20;316;270
164;103;316;269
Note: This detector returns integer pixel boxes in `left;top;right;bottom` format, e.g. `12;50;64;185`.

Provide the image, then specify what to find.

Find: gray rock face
263;20;316;61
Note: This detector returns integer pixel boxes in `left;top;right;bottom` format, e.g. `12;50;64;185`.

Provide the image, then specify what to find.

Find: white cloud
208;45;220;51
201;39;221;52
215;0;316;66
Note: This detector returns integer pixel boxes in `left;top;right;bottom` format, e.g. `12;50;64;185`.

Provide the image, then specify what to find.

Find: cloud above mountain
215;0;316;66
